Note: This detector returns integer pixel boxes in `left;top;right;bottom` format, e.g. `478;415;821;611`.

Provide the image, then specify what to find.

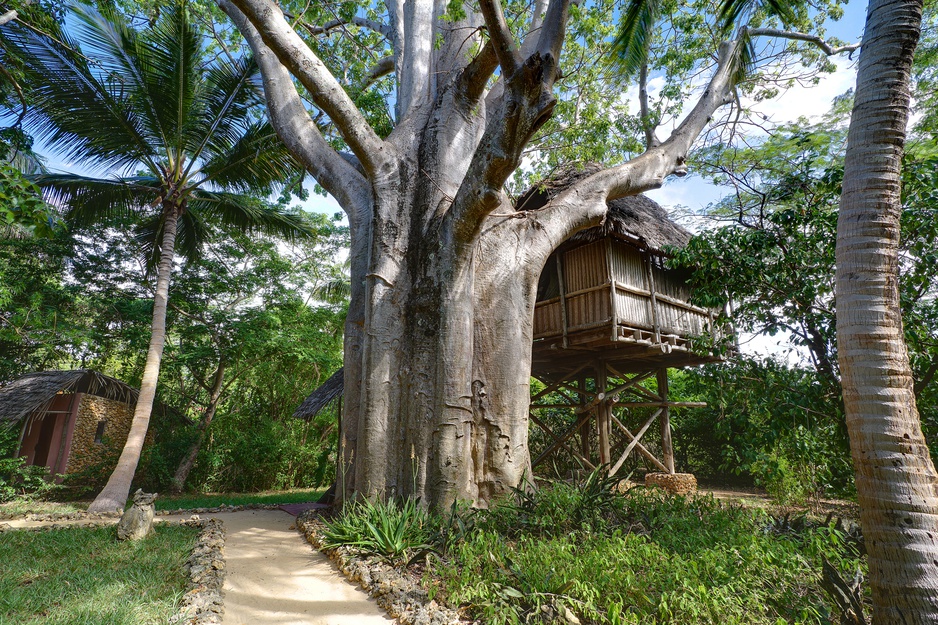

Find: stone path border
296;510;463;625
170;517;227;625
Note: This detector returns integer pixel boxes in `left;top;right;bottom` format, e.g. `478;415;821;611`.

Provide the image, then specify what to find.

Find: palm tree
835;0;938;620
2;3;311;512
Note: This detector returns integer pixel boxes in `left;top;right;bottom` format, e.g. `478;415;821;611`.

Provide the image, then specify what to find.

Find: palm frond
610;0;660;78
69;3;171;154
134;204;209;270
6;8;161;173
196;120;305;194
732;30;757;86
312;278;352;305
719;0;795;34
182;55;261;165
141;2;202;157
31;173;161;228
189;191;314;243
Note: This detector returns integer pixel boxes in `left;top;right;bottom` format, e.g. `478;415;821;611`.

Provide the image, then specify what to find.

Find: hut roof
0;370;140;425
293;368;344;420
516;163;691;254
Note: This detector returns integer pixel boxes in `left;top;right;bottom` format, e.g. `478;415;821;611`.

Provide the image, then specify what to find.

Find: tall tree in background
835;0;938;617
1;3;310;512
221;0;857;507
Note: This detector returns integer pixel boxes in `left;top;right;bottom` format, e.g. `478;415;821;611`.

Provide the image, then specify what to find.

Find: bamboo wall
534;239;715;344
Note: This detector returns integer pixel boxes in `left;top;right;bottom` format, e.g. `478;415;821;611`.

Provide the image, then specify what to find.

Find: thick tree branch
535;0;571;68
226;0;390;176
457;40;499;104
639;62;660;149
480;0;521;77
220;0;370;219
747;27;862;55
364;55;395;88
0;9;16;26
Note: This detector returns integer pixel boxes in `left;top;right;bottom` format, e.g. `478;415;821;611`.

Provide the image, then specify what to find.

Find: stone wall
65;395;149;475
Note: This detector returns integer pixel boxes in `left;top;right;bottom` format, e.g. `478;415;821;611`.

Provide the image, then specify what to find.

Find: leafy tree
160;216;347;492
1;2;311;512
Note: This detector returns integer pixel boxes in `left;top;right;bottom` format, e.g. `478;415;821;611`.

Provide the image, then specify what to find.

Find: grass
0;524;197;625
155;487;325;511
0;499;87;518
0;488;326;517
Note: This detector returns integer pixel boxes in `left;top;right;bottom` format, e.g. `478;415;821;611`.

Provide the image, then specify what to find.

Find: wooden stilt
579;376;590;461
596;362;611;468
657;368;675;474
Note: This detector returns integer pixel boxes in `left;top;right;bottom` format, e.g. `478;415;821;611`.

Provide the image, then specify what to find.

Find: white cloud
743;57;857;126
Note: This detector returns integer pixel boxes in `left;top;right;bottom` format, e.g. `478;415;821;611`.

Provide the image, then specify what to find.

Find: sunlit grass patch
155;487;325;511
0;524;197;625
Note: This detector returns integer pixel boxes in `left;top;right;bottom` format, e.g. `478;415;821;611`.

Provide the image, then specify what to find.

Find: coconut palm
834;0;938;620
2;2;311;512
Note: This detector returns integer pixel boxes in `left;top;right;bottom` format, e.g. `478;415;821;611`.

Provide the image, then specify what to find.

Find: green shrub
321;496;435;563
430;483;867;625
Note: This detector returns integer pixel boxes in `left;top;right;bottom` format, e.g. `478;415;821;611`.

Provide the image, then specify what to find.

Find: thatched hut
521;163;729;482
0;370;155;477
293;368;344;421
521;163;724;375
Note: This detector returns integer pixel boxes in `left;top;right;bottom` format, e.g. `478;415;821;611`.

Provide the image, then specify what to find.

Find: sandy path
3;508;393;625
220;508;393;625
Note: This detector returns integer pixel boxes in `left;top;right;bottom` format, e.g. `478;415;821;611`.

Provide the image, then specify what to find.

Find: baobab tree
221;0;858;508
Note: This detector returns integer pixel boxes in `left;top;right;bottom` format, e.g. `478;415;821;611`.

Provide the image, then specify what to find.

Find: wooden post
657;368;675;473
557;255;569;349
596;363;611;468
606;239;617;342
645;253;661;344
578;376;590;461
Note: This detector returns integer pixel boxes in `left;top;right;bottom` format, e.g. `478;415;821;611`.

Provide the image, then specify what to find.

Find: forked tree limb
226;0;389;177
479;0;522;77
220;0;371;219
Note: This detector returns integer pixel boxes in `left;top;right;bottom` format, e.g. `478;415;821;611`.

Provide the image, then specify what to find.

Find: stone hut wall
65;395;149;475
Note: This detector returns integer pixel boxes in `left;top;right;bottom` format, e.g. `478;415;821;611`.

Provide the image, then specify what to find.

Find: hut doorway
31;415;59;467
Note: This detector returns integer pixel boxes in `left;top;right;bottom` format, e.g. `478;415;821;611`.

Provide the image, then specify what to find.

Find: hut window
94;420;107;444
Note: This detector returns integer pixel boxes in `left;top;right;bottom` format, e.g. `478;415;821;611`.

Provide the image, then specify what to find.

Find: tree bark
170;359;227;494
835;0;938;620
88;204;179;513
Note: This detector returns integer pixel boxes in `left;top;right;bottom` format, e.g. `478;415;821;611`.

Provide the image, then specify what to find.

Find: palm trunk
170;360;227;494
88;204;180;513
835;0;938;620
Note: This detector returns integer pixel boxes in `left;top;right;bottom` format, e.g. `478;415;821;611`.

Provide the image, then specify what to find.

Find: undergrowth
322;472;868;625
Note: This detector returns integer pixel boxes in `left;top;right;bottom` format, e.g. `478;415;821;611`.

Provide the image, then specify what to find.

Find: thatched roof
0;370;139;425
516;162;691;254
293;368;344;421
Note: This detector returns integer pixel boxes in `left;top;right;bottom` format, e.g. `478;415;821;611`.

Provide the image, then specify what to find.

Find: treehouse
521;165;732;485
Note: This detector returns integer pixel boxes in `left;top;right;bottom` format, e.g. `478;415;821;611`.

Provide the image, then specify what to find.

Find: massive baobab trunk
221;0;850;508
835;0;938;618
